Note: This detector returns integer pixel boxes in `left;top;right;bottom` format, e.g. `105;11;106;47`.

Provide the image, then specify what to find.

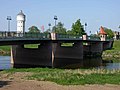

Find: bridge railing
23;33;50;39
0;31;113;41
106;37;114;41
87;36;100;40
57;34;82;40
0;32;83;40
0;32;51;39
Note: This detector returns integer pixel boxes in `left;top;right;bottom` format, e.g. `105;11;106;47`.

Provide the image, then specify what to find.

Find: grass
24;44;39;48
112;40;120;50
61;43;73;47
102;40;120;62
2;68;120;85
0;46;11;56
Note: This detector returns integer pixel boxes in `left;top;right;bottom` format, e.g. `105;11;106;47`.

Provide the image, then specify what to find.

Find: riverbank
102;40;120;62
1;68;120;85
0;68;120;90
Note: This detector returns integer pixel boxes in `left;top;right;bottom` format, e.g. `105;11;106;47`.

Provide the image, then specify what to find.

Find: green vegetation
28;19;86;35
61;43;73;47
66;19;85;35
102;40;120;62
24;44;39;48
51;19;85;35
52;22;67;34
71;19;85;35
104;27;114;38
28;26;40;33
2;68;120;85
0;46;11;56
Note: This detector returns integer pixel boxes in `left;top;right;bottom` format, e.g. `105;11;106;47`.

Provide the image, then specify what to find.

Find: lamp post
85;23;87;31
48;23;51;32
118;25;120;28
7;16;12;32
54;15;58;32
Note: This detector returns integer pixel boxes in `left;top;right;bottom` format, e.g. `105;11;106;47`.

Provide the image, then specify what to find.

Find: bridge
0;32;113;68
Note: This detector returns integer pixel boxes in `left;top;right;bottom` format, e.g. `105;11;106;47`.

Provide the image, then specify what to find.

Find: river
0;56;120;70
0;56;11;70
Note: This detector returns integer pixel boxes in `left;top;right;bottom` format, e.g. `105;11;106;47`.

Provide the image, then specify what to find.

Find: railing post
82;34;88;40
2;32;3;38
51;32;57;40
5;31;6;38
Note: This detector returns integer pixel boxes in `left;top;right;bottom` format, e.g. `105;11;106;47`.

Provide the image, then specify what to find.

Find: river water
0;56;11;70
0;56;120;70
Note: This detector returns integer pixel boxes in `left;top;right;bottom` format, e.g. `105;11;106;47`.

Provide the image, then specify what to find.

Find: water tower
16;10;26;34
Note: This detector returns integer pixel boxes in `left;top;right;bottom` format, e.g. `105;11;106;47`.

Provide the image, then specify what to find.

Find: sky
0;0;120;34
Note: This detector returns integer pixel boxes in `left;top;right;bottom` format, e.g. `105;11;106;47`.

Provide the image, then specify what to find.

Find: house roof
99;26;107;35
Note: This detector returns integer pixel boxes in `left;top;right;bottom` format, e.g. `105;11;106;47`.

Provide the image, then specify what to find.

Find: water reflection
0;56;120;70
99;63;120;70
83;57;102;68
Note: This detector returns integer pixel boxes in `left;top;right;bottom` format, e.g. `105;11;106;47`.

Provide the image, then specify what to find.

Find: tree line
28;19;114;38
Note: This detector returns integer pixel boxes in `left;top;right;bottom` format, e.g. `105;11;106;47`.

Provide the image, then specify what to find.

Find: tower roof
99;26;107;35
17;10;25;16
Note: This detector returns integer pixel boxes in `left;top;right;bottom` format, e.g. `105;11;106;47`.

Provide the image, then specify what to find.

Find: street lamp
54;15;58;32
48;23;51;32
7;16;12;33
85;23;87;31
118;25;120;28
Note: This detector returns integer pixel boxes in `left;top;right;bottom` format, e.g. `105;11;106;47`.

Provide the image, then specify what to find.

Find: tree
52;22;67;34
104;27;114;38
43;29;50;34
71;19;85;35
66;30;73;35
28;26;40;33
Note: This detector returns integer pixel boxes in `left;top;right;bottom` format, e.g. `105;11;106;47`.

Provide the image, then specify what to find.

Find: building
99;26;107;41
16;10;26;34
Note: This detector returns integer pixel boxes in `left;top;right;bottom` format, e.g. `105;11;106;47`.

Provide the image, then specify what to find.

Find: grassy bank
102;40;120;62
1;68;120;85
0;46;11;56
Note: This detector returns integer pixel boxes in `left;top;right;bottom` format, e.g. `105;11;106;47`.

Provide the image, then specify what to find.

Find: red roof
99;26;107;35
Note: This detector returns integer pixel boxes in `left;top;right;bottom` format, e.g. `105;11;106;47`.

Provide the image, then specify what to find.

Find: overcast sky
0;0;120;34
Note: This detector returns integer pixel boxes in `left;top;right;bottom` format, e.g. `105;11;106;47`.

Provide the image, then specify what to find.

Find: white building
16;10;26;34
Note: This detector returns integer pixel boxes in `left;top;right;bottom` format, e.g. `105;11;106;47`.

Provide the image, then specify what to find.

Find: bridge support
103;41;113;50
83;42;103;57
11;43;52;68
53;42;83;68
11;41;83;68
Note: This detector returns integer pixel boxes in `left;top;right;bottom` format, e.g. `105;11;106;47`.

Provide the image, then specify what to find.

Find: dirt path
0;72;120;90
0;80;120;90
